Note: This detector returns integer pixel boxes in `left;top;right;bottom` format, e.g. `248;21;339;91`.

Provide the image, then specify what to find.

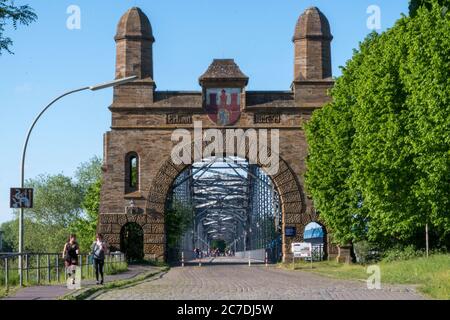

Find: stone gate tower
97;6;349;262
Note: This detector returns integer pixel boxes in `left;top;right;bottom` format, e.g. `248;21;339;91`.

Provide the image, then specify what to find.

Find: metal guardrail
0;252;125;288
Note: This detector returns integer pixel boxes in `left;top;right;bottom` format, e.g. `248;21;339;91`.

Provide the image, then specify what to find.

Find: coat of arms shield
205;88;241;126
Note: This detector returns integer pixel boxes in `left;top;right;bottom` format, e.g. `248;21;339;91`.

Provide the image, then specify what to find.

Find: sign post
10;187;34;286
10;188;34;209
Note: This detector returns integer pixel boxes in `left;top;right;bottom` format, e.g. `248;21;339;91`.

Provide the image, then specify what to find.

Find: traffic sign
10;188;34;209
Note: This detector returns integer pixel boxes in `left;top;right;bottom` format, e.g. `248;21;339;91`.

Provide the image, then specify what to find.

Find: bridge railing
0;252;126;289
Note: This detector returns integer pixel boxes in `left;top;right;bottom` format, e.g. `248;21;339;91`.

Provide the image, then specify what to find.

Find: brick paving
96;257;425;300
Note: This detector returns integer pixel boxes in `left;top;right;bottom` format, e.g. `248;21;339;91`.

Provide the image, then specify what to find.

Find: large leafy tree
1;157;103;253
24;174;83;252
306;1;450;248
2;174;84;252
26;174;84;227
70;157;103;250
0;0;37;54
70;179;102;251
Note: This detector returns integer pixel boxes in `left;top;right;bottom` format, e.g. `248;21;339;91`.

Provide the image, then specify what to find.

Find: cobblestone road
95;258;425;300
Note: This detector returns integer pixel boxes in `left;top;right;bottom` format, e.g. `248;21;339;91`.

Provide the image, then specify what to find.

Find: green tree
165;201;194;250
26;174;83;227
74;156;102;196
70;179;102;251
1;217;75;253
0;0;37;54
409;0;450;16
1;157;103;253
16;174;85;252
306;1;450;248
70;157;103;250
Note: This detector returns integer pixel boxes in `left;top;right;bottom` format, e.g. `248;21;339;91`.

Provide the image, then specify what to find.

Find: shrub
353;241;380;264
382;245;424;262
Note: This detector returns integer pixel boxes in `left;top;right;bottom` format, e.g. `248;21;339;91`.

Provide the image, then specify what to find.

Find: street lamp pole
18;75;137;286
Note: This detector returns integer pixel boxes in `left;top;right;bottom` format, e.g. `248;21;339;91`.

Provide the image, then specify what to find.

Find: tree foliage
25;174;83;227
409;0;450;16
1;157;103;253
0;0;37;54
74;156;102;196
165;201;194;250
306;1;450;248
70;179;102;251
70;156;103;250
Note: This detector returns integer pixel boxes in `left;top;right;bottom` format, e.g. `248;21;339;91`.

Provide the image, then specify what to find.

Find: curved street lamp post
16;76;137;286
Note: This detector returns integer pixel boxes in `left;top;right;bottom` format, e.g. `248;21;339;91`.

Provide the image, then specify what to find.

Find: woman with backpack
91;233;108;285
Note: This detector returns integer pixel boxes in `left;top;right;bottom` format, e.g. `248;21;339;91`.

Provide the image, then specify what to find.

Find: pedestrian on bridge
91;233;108;285
63;234;79;285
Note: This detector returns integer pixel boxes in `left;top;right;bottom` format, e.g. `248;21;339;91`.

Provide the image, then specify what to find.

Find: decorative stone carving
166;113;192;125
254;113;281;124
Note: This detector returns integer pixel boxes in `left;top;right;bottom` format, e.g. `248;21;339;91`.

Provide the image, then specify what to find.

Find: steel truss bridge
167;157;282;257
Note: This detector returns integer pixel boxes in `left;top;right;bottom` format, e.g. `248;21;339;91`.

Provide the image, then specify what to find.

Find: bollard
198;257;202;267
265;251;268;267
4;257;8;288
36;254;40;284
25;254;29;284
47;254;51;283
181;252;185;267
79;255;83;279
56;255;60;282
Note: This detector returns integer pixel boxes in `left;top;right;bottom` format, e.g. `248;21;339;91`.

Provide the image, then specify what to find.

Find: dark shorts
65;258;78;267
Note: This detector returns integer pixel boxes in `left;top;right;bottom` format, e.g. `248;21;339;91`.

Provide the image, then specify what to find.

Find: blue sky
0;0;409;223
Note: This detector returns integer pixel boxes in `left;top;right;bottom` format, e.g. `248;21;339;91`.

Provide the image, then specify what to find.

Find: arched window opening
303;222;327;261
125;152;139;193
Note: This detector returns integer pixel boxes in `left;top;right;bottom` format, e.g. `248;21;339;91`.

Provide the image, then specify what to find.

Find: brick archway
143;139;320;261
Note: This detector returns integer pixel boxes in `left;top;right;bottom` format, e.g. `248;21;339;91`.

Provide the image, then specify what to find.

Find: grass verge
279;254;450;300
61;266;170;300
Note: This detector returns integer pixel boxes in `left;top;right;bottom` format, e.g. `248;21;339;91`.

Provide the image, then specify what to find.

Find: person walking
91;233;108;285
63;234;79;285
